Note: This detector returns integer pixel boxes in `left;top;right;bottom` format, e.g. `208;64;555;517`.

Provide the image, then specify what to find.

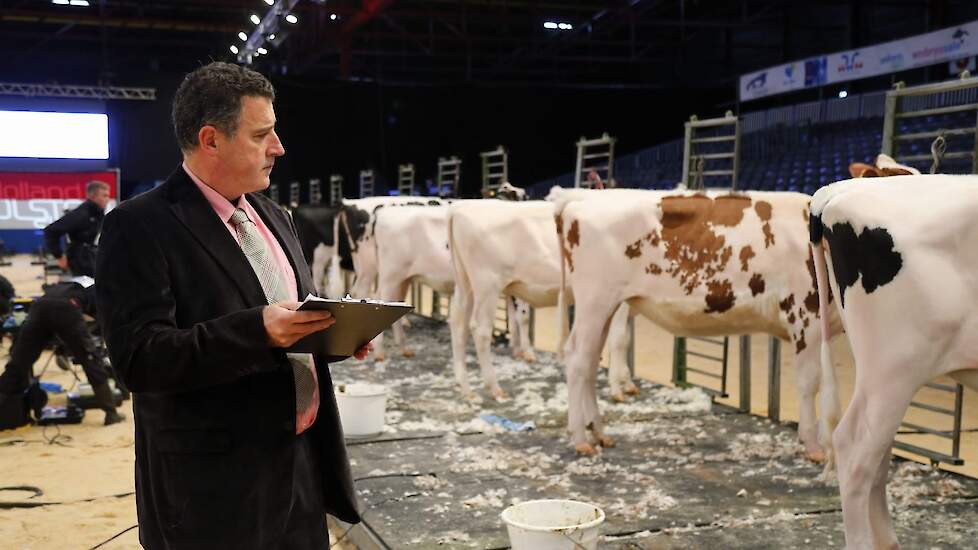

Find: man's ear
198;125;219;156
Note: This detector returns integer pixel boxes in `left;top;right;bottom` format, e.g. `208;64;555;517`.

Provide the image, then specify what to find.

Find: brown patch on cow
754;201;775;248
625;239;643;258
787;311;796;324
646;263;662;275
659;195;744;294
556;214;575;273
567;220;580;248
779;294;795;314
795;335;807;354
647;230;660;246
804;291;819;314
704;279;735;313
748;273;765;296
754;201;772;221
739;246;755;272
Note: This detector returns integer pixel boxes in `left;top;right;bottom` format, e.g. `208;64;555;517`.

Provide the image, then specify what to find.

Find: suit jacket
96;167;359;550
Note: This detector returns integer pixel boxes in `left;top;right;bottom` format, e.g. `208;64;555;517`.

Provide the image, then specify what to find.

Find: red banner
0;170;118;200
0;170;119;230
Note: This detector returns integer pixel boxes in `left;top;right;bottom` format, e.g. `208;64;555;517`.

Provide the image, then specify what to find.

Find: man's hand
353;342;373;361
263;301;335;348
56;256;68;271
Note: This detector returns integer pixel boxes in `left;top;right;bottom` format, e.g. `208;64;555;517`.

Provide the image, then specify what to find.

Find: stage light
257;47;268;55
250;14;261;25
238;31;248;41
285;14;298;24
839;90;848;99
544;22;558;29
230;45;239;54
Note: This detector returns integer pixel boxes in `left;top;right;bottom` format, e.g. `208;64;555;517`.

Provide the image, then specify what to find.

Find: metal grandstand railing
480;146;508;193
309;178;322;205
359;170;375;198
882;73;978;174
574;133;616;188
397;164;415;196
329;175;343;205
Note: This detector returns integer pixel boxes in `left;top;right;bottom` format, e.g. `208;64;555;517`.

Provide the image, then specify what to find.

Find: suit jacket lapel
166;170;268;306
248;195;314;298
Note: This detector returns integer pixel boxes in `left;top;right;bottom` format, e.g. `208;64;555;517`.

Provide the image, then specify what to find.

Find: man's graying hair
172;62;275;152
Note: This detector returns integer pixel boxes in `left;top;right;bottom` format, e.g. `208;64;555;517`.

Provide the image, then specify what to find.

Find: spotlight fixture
285;14;298;24
257;47;268;55
230;45;239;54
250;14;261;25
238;31;248;41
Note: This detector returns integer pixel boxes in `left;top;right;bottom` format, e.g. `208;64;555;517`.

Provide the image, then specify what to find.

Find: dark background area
2;0;978;198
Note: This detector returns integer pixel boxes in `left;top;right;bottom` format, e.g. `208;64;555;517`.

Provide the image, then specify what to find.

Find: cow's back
375;205;453;291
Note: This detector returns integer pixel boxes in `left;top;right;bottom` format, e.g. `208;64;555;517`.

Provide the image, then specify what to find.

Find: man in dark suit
97;62;366;549
44;180;110;277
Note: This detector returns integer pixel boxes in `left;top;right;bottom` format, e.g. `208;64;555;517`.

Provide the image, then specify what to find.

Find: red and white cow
810;175;978;550
552;188;838;458
447;199;632;400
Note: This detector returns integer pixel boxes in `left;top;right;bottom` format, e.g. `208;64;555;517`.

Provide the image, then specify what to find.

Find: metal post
881;85;899;157
767;337;782;422
528;306;536;347
953;383;964;458
431;290;440;319
681;120;693;187
738;335;751;413
672;337;688;387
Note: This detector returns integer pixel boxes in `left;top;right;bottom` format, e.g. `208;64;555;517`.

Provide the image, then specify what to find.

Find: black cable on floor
89;524;138;550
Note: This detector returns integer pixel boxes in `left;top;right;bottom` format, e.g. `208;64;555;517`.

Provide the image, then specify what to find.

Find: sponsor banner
0;170;118;230
741;19;978;101
739;61;806;101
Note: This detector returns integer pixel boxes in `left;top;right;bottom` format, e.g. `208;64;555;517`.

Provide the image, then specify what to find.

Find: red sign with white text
0;170;119;229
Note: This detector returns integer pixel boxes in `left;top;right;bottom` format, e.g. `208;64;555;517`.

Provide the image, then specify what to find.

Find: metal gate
359;170;375;198
398;164;415;196
480;146;508;193
308;178;322;205
329;174;343;206
436;156;462;198
574;133;616;188
681;111;740;190
882;72;978;174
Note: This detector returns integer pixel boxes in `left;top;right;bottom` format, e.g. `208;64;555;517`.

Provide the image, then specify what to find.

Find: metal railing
574;133;616;188
882;73;978;174
480;146;508;193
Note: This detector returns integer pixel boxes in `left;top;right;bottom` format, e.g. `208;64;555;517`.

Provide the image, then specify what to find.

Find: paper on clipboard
287;294;413;358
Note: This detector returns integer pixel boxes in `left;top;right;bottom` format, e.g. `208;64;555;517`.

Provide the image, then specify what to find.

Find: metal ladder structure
480;146;508;194
436;156;462;197
329;175;344;206
308;178;322;205
681;111;740;190
574;133;616;188
288;181;300;207
882;72;978;174
359;170;375;198
397;164;415;196
268;183;279;204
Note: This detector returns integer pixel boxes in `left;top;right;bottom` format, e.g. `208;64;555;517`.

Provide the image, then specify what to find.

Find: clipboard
287;296;413;358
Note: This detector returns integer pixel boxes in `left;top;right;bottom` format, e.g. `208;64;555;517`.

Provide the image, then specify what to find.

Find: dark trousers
281;431;330;549
0;297;108;394
66;243;97;278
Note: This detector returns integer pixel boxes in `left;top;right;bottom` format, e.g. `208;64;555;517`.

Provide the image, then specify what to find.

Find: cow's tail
326;211;344;298
447;207;472;330
810;213;840;480
556;218;570;360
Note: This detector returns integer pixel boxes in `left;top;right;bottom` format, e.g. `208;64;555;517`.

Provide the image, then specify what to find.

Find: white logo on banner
0;199;116;229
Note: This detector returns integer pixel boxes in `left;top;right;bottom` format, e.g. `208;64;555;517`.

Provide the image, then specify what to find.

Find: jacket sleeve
96;207;282;394
44;206;87;258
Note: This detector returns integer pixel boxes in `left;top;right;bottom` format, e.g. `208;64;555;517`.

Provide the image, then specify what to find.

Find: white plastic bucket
334;383;386;438
500;499;605;550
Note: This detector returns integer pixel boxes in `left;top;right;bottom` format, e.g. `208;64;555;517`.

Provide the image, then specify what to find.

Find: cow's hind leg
793;340;826;462
514;299;535;363
607;304;637;402
868;447;899;550
834;379;914;550
470;290;506;400
565;298;619;455
449;291;474;399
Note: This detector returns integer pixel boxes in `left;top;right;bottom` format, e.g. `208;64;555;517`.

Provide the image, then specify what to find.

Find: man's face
88;187;110;210
214;96;285;195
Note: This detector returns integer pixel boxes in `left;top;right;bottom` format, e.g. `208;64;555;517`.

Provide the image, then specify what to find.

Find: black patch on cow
822;222;902;308
292;205;353;270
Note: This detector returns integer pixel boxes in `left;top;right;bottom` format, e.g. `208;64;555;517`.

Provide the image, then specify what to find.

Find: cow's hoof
490;388;509;401
611;392;627;403
598;435;616;448
402;349;415;358
374;354;387;363
805;448;827;464
523;353;537;364
575;443;598;456
624;383;640;396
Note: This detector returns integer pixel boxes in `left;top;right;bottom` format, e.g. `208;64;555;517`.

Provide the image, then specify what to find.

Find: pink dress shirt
183;163;319;434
